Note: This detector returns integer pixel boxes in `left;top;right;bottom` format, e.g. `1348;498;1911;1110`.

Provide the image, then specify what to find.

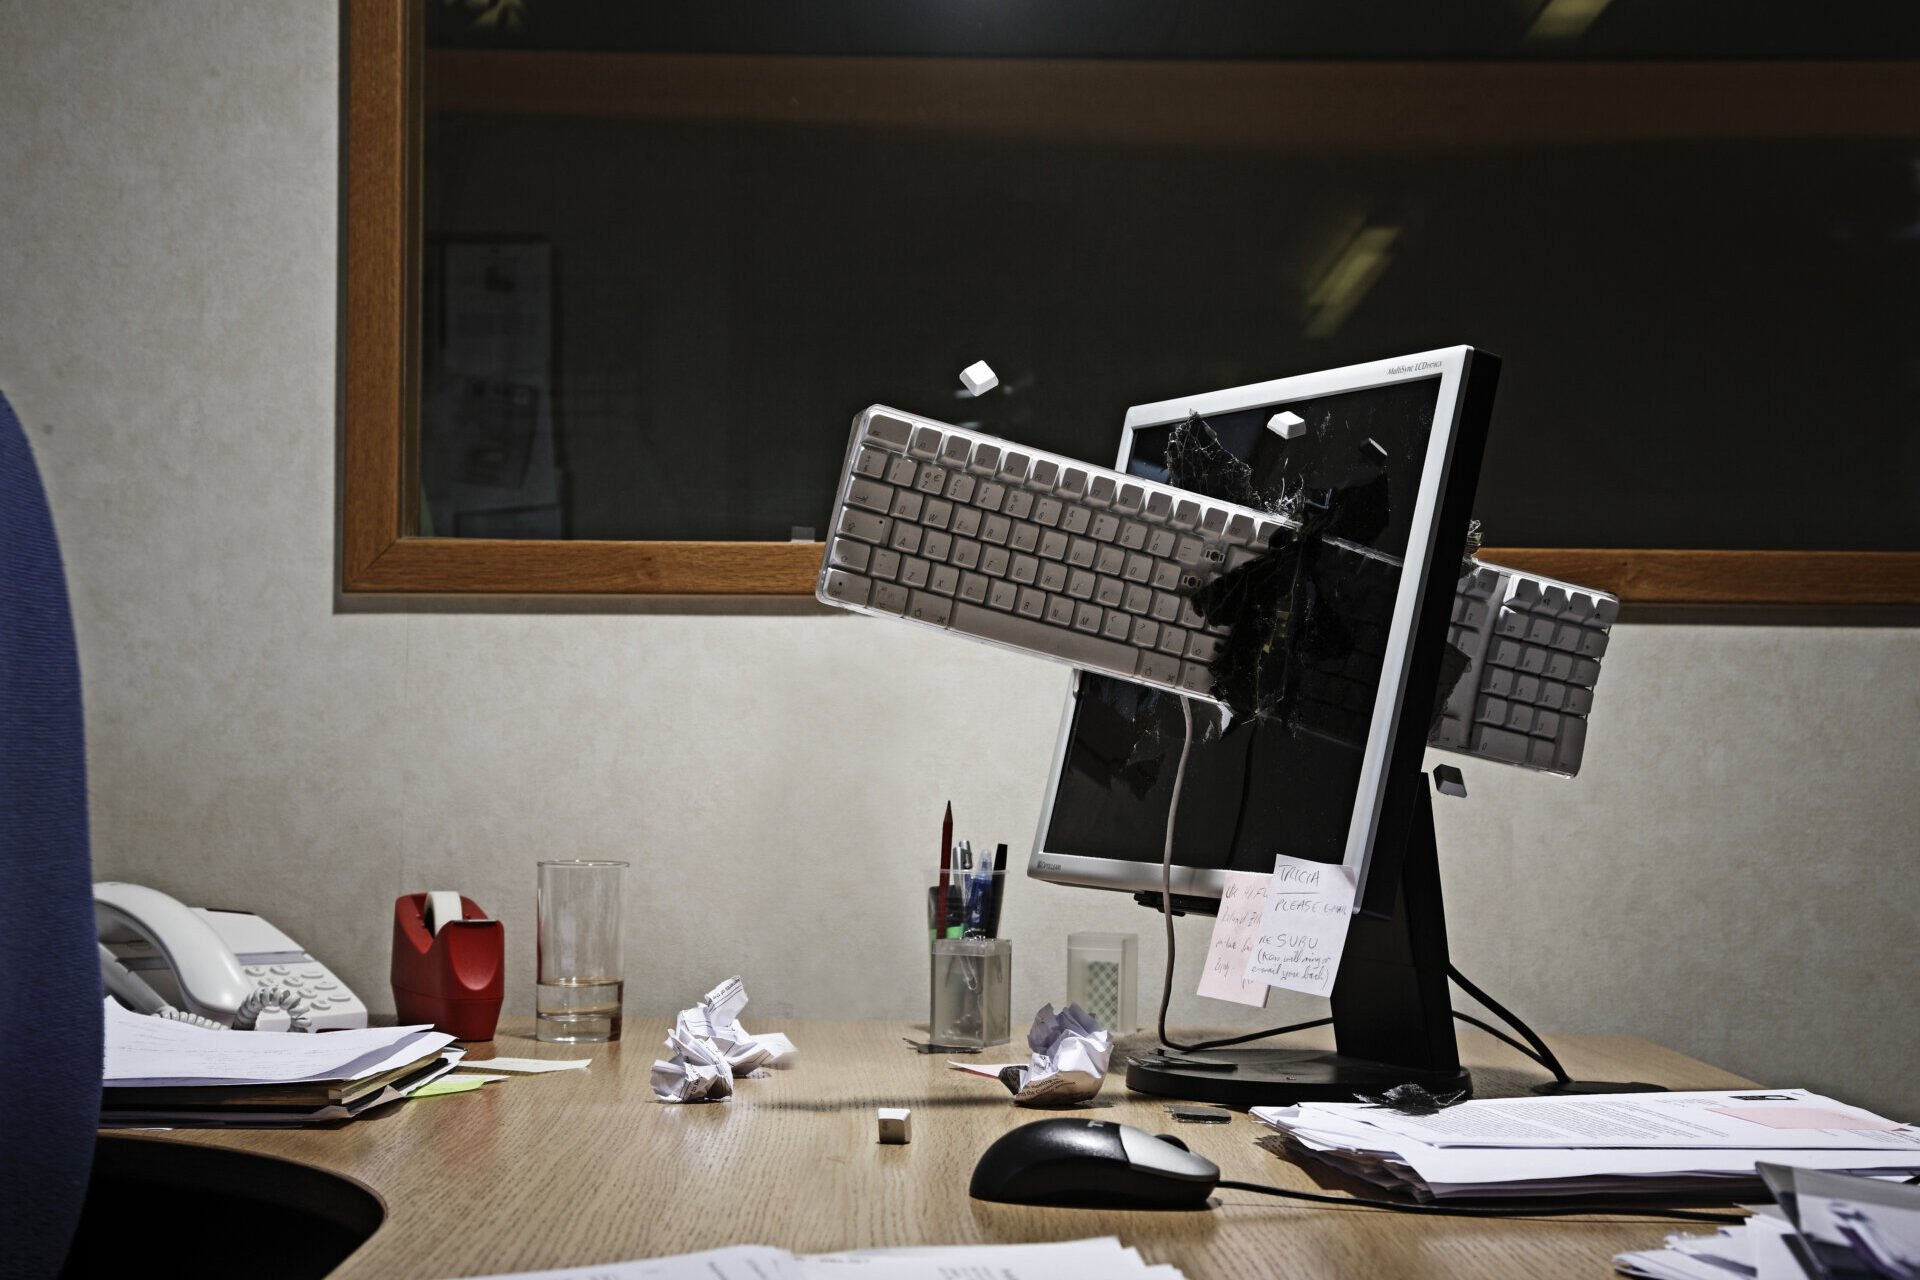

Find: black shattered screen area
1042;378;1440;874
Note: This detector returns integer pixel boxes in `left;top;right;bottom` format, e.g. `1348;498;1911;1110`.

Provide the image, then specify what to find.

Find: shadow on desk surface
63;1136;382;1280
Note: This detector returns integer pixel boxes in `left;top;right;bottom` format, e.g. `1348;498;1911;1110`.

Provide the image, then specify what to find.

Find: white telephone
95;882;368;1031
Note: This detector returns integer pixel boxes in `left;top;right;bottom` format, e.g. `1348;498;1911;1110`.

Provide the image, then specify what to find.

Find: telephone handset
95;882;369;1031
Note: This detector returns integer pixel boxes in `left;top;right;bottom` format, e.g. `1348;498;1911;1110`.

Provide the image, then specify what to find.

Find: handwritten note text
1244;855;1356;999
1196;871;1273;1007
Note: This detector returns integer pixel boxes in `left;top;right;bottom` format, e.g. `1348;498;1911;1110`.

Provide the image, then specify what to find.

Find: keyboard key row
824;567;1223;664
859;415;1285;545
1493;605;1609;657
1480;666;1595;716
1484;636;1601;686
827;533;1226;631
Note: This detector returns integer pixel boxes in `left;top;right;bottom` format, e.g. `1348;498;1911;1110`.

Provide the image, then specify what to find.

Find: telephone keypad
239;956;367;1030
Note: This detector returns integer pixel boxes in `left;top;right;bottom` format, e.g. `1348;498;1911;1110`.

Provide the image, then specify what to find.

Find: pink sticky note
1196;871;1272;1007
949;1062;1024;1079
1707;1105;1902;1131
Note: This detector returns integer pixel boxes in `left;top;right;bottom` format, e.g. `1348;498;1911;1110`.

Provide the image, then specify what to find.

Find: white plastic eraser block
959;361;998;396
425;890;464;935
877;1107;912;1144
1267;410;1305;439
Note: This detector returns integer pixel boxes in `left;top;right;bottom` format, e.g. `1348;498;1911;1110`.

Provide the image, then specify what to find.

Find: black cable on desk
1214;1180;1747;1225
1446;964;1573;1086
1451;1011;1562;1079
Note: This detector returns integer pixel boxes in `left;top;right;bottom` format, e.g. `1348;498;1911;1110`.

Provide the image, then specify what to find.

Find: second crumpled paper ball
1004;1002;1114;1107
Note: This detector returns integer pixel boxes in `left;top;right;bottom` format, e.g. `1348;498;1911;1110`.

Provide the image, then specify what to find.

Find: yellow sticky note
409;1076;487;1100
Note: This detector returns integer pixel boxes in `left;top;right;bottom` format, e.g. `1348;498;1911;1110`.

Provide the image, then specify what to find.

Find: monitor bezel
1026;345;1486;912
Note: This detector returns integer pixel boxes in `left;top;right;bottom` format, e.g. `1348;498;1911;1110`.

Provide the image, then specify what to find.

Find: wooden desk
129;1022;1753;1279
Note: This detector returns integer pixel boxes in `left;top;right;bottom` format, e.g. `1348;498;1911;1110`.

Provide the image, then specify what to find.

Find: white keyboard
1433;562;1618;774
818;406;1615;776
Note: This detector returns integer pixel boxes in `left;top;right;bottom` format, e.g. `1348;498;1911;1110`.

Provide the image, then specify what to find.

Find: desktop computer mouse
968;1117;1221;1209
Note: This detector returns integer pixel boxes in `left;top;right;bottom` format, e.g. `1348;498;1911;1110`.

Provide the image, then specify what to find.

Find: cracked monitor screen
1036;375;1444;893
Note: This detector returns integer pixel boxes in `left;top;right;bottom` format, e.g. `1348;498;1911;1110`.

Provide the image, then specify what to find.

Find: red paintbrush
937;801;953;938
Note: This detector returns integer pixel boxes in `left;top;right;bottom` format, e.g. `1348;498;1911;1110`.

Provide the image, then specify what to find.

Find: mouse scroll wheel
1153;1134;1190;1152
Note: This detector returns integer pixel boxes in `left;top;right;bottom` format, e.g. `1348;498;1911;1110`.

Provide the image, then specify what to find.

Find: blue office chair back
0;390;101;1278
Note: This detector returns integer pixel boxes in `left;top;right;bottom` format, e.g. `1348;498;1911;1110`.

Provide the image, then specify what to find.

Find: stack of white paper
99;999;460;1126
1251;1089;1920;1201
103;998;454;1087
442;1236;1187;1280
1615;1213;1800;1280
1616;1165;1920;1279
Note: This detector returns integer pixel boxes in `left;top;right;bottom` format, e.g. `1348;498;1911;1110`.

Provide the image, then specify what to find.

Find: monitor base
1126;1047;1473;1108
1533;1079;1666;1095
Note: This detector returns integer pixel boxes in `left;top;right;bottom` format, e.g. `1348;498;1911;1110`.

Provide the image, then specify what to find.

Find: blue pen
964;847;994;938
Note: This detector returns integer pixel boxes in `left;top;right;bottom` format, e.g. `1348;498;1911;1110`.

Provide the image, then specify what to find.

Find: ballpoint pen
936;802;952;940
953;839;972;937
985;842;1009;938
964;847;994;938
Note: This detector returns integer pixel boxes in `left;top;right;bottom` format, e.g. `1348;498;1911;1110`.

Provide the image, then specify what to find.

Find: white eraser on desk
878;1107;912;1144
425;890;464;935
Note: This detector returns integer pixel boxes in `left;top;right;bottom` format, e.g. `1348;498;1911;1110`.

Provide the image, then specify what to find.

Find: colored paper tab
408;1076;486;1099
1244;855;1356;998
1196;870;1273;1007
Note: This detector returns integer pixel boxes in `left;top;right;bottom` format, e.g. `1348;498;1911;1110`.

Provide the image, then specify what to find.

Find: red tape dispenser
391;891;505;1041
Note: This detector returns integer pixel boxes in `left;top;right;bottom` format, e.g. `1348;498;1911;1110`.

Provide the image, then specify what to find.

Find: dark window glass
420;18;1920;548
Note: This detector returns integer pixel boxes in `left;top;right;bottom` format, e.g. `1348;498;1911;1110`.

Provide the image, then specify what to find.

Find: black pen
985;842;1009;937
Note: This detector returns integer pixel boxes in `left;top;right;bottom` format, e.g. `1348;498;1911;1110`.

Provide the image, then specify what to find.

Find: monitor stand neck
1126;781;1473;1107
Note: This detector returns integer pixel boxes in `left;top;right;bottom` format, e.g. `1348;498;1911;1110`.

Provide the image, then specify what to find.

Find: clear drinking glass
536;859;628;1043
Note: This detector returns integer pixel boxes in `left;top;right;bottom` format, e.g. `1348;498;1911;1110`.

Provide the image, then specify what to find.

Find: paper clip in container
391;892;505;1042
930;937;1012;1048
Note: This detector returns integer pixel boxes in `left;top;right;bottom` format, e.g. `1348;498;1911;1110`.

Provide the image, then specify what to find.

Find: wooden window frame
342;0;1920;602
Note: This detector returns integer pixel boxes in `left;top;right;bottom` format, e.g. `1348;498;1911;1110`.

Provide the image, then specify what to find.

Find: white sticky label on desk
457;1056;591;1073
1195;870;1272;1007
1245;855;1356;999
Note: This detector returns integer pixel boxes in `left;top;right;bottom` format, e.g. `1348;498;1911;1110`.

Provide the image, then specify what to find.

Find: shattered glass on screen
1042;379;1441;874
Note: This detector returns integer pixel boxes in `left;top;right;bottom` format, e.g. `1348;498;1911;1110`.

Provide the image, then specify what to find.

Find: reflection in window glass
421;66;1920;548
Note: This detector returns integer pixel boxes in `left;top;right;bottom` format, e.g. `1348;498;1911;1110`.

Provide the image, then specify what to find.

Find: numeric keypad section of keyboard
1431;564;1618;776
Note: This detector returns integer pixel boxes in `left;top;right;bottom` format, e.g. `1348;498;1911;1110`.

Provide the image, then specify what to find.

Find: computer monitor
1028;346;1502;1105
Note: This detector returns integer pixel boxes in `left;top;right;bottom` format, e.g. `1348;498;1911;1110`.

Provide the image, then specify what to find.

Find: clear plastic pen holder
929;938;1012;1048
1067;932;1138;1034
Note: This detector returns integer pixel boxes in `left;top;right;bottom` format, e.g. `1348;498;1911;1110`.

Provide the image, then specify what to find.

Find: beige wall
3;2;1915;1117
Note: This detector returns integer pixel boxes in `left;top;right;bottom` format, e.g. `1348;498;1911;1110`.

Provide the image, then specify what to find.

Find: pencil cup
929;938;1012;1049
1067;932;1137;1034
536;859;628;1043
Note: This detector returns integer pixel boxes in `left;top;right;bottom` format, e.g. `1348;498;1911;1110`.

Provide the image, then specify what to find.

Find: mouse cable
1213;1179;1747;1225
